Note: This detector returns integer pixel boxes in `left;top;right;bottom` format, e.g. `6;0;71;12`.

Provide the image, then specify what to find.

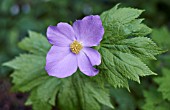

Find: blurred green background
0;0;170;110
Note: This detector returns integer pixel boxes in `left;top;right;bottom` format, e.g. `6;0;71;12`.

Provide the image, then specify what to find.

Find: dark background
0;0;170;110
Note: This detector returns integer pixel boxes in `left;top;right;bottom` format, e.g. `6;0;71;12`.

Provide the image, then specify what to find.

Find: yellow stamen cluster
70;40;83;54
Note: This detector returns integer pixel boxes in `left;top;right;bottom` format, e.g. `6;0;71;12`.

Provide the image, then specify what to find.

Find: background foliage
0;0;170;110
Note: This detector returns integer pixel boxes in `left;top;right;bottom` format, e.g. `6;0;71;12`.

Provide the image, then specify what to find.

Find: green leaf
143;89;170;110
29;89;53;110
97;47;155;89
97;4;163;90
4;33;114;110
36;77;61;105
124;19;152;37
3;54;47;91
18;31;51;56
103;37;163;60
58;72;114;110
86;81;113;109
26;77;61;110
57;77;79;110
154;68;170;101
3;54;60;110
100;4;151;43
98;47;129;89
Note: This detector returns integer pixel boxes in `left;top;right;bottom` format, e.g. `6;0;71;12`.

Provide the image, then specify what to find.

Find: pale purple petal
47;23;76;46
45;46;77;78
73;15;104;47
83;47;101;66
77;51;99;76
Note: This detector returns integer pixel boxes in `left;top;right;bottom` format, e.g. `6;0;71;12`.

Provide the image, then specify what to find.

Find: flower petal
47;23;76;46
77;51;99;76
83;47;101;66
73;15;104;47
45;46;77;78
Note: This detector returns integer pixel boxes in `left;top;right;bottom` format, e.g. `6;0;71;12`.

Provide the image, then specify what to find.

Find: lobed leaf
18;31;51;56
97;5;163;89
3;54;47;91
4;33;114;110
100;4;151;43
97;47;156;89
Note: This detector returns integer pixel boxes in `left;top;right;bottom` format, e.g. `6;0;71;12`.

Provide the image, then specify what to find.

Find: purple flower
45;15;104;78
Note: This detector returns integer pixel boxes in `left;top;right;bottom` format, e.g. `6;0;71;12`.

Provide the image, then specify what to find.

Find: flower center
70;40;83;54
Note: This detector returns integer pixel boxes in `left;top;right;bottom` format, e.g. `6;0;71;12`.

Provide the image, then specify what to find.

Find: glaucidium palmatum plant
4;4;163;110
